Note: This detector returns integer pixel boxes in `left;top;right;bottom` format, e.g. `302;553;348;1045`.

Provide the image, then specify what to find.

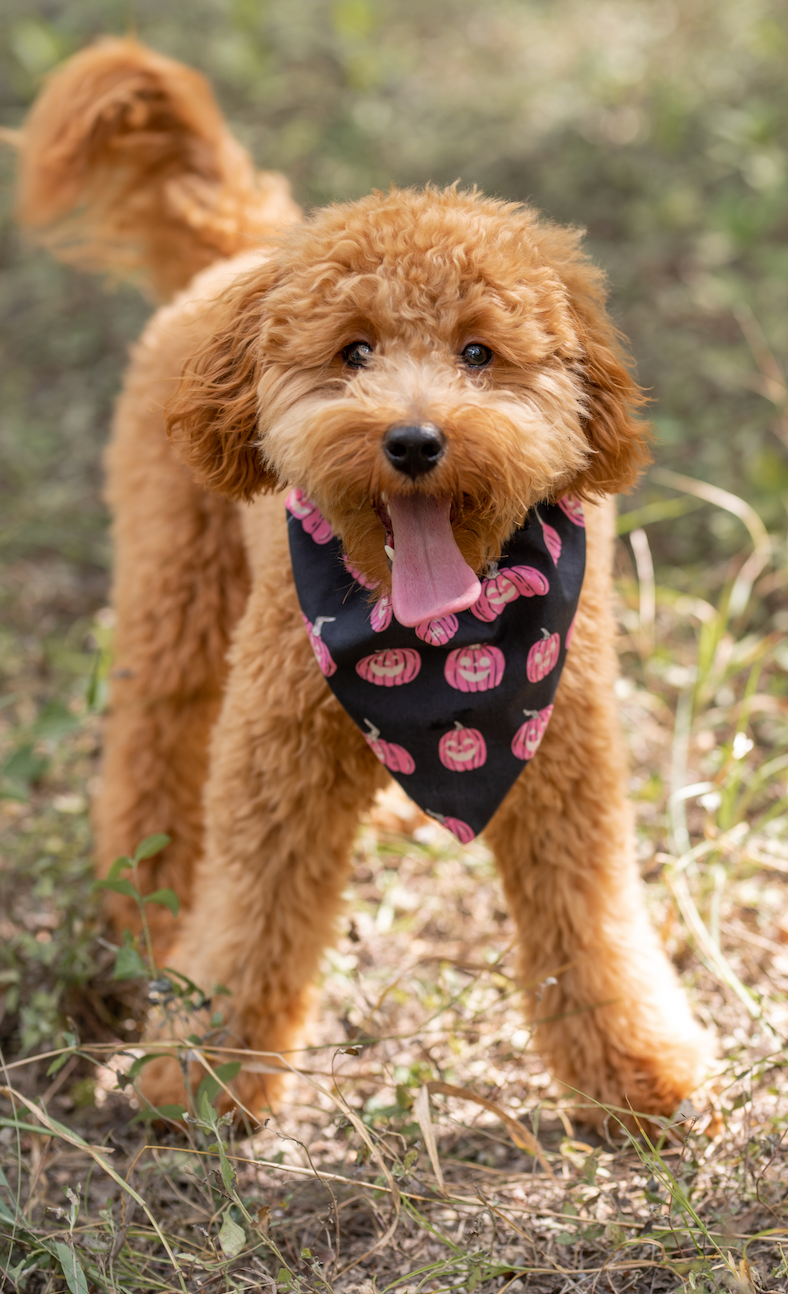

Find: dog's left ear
557;251;651;496
167;262;279;500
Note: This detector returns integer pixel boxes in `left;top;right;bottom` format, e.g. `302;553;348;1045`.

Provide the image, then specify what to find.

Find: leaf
218;1142;235;1191
134;833;171;861
93;877;138;900
2;743;48;789
107;856;133;881
45;1051;74;1078
35;700;79;740
112;942;149;980
143;887;180;917
413;1085;444;1192
127;1053;168;1081
218;1211;246;1257
54;1242;89;1294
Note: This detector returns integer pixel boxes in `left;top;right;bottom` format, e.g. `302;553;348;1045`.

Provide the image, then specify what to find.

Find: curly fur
15;39;710;1127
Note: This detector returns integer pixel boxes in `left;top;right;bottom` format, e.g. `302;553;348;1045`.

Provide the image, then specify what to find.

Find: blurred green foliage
2;0;788;613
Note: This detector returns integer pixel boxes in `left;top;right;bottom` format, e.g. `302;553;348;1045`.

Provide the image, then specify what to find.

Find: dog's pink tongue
388;495;481;627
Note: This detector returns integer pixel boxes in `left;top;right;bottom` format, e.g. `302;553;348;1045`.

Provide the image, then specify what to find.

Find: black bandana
286;490;586;842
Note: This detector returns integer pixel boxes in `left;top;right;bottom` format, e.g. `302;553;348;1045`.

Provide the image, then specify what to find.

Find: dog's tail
11;37;300;300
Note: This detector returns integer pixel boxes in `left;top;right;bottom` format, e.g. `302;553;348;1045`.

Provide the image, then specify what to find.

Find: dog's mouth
375;494;481;627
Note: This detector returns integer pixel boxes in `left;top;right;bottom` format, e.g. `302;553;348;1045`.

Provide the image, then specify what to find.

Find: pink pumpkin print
429;810;476;843
438;721;487;771
363;720;415;774
470;563;520;622
342;554;379;590
302;613;337;677
506;565;549;597
370;595;392;633
415;614;459;645
444;817;476;844
511;704;554;761
557;493;585;527
286;488;333;544
356;647;421;687
536;508;562;564
445;643;505;693
565;613;577;650
526;628;561;682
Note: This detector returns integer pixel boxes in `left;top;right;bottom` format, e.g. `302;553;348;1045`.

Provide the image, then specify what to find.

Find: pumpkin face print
511;704;554;761
302;613;337;677
370;595;393;633
536;508;562;565
470;564;549;621
445;644;505;693
356;647;421;687
415;614;459;645
438;721;487;771
363;720;415;774
557;494;585;527
526;628;561;682
286;488;333;544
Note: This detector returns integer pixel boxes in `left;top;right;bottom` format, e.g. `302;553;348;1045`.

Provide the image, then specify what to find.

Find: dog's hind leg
485;501;709;1126
93;311;250;958
143;513;387;1113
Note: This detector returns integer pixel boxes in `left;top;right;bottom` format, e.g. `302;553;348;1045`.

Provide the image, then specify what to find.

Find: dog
15;38;709;1124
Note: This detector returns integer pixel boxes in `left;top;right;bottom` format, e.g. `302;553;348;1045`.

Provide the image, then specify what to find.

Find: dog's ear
167;263;279;500
542;229;651;496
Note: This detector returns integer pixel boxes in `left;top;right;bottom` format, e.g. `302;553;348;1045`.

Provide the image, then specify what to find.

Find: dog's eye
461;343;493;368
342;341;374;368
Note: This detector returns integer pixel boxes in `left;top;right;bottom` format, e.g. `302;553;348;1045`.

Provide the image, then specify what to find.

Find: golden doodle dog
16;39;709;1123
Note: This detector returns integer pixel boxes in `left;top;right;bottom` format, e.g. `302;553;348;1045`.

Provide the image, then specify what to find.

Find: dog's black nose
383;423;445;478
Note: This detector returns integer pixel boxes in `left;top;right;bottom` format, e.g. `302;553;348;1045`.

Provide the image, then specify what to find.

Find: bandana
286;490;586;842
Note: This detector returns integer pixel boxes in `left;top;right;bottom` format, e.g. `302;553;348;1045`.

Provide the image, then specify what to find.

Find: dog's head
168;186;649;625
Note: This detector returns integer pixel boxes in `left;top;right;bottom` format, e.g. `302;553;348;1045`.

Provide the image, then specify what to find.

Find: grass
1;479;788;1292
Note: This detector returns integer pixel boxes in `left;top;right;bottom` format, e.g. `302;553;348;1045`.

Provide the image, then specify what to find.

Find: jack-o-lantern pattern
370;595;393;633
286;488;334;544
511;704;554;761
415;614;459;645
445;644;505;693
364;720;415;773
471;563;549;622
288;495;584;840
557;494;585;527
439;722;487;771
302;613;337;677
527;629;561;682
356;647;421;687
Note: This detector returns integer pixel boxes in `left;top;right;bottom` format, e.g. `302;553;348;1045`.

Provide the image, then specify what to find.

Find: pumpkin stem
454;721;464;730
522;710;538;719
312;615;336;637
363;719;380;740
541;627;550;638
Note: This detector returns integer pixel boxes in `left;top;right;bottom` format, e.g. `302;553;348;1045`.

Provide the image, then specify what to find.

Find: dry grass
1;483;788;1292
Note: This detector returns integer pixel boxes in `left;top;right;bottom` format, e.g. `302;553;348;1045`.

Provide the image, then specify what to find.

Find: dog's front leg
485;602;710;1129
142;557;387;1116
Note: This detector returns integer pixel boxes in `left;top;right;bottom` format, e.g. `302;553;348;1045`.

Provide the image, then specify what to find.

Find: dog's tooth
381;491;388;503
384;543;395;561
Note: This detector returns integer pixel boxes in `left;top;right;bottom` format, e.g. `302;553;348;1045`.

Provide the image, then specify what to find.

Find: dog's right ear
167;264;279;500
